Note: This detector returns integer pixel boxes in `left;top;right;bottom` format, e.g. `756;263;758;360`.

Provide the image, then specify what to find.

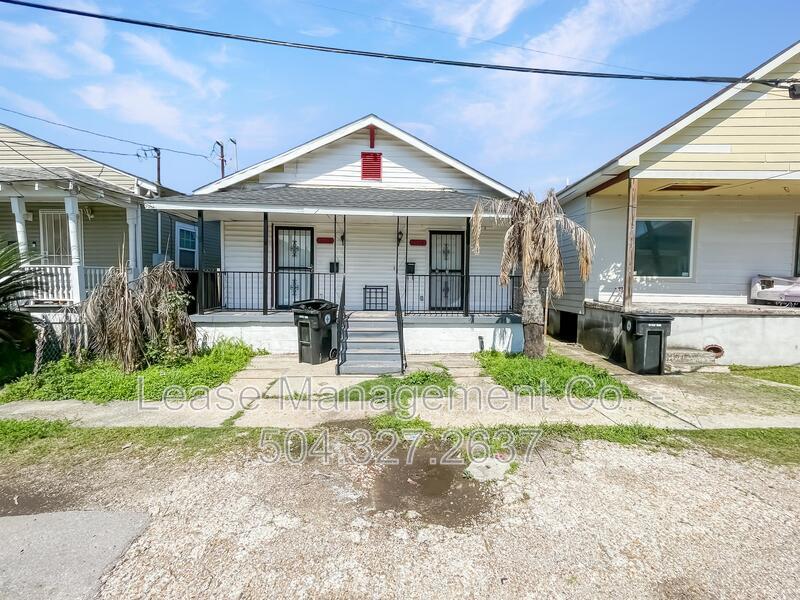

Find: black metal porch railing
404;274;522;315
186;270;521;315
186;270;338;313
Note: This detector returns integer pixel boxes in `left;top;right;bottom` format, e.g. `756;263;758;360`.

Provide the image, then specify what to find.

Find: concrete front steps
338;312;404;375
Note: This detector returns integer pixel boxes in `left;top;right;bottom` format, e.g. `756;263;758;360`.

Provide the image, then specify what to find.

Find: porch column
64;195;85;303
125;205;139;276
622;177;638;311
9;196;28;256
268;213;271;315
197;210;205;315
463;217;471;316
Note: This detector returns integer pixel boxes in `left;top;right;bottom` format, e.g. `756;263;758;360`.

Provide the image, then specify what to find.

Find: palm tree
0;239;37;347
472;189;594;358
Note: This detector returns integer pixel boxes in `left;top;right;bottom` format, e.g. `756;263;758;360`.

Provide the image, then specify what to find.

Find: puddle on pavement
0;482;74;516
317;419;494;528
369;444;492;528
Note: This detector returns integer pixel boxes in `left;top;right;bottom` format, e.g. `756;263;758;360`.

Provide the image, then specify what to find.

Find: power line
296;0;666;77
0;137;143;157
0;105;211;158
2;0;796;88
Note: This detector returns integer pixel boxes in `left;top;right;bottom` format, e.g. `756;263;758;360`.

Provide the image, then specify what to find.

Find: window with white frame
176;223;198;269
634;219;693;278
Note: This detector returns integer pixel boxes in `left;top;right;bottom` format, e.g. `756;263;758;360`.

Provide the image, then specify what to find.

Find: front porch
1;167;144;305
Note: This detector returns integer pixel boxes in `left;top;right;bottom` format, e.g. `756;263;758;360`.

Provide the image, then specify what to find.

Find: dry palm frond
472;188;595;299
81;261;196;373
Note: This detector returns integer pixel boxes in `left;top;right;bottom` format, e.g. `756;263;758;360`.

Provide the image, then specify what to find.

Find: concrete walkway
1;348;799;429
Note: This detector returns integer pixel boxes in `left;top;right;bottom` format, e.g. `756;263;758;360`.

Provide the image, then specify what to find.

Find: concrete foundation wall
565;304;800;367
194;318;522;355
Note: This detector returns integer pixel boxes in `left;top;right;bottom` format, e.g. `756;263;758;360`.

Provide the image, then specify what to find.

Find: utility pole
214;140;226;178
153;147;161;185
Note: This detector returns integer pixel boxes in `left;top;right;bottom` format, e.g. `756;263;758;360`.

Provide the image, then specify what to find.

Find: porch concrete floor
1;349;799;429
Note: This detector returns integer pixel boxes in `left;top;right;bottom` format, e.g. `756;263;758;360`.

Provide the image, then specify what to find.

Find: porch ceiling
146;186;502;217
590;175;800;198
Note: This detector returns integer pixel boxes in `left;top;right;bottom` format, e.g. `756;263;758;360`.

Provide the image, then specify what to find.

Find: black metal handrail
183;269;338;313
336;277;347;375
403;274;522;315
395;276;407;373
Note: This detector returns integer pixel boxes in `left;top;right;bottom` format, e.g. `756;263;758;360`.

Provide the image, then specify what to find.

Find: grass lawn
3;418;798;467
476;350;637;398
731;365;800;387
0;340;257;404
338;369;455;402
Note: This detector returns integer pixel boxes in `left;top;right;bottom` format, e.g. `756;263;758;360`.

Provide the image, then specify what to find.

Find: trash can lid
622;312;674;322
291;299;337;312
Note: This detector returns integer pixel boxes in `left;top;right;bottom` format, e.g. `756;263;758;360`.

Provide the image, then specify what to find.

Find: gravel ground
1;435;798;599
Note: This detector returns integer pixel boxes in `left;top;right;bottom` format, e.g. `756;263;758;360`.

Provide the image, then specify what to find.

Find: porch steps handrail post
336;277;347;375
64;195;85;303
395;276;407;374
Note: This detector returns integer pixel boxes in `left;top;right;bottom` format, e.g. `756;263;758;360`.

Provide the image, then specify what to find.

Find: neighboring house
552;41;800;366
148;114;522;373
0;123;220;308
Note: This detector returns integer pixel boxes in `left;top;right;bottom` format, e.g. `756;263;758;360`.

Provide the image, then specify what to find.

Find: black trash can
621;313;674;375
292;299;338;365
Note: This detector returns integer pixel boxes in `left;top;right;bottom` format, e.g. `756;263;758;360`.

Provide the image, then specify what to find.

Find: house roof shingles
148;186;500;215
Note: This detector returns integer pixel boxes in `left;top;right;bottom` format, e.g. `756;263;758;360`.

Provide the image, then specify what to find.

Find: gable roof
194;114;518;198
0;121;174;197
558;40;800;204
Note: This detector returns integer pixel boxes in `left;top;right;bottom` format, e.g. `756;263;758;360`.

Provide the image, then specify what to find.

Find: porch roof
146;186;501;217
0;166;133;196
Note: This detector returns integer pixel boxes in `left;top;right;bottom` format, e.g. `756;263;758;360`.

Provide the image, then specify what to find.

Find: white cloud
413;0;536;40
58;1;115;73
76;76;196;144
0;21;70;79
120;32;226;98
451;0;695;153
207;44;232;67
299;25;340;38
0;87;59;120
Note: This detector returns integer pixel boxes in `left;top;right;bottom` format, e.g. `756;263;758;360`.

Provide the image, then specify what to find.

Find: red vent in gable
361;152;382;180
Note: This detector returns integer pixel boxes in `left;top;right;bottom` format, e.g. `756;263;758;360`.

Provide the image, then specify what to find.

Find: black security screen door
429;231;464;310
275;227;314;309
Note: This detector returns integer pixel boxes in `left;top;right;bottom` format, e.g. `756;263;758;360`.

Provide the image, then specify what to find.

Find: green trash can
621;313;674;375
292;299;338;365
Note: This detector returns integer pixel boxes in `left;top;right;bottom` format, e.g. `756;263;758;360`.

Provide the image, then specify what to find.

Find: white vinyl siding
586;195;798;304
221;215;508;311
551;196;588;314
256;128;499;195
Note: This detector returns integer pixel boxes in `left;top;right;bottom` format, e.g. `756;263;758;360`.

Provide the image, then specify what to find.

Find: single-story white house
551;41;800;366
149;115;523;374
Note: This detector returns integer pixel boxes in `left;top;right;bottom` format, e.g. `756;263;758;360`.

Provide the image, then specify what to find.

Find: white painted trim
146;201;495;218
633;217;695;280
630;169;800;180
175;221;199;269
193;114;518;198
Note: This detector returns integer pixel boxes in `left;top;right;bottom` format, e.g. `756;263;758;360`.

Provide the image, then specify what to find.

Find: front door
429;231;464;311
275;227;314;309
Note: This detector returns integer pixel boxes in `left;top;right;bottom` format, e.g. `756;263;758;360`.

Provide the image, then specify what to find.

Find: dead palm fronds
82;261;196;372
472;189;594;357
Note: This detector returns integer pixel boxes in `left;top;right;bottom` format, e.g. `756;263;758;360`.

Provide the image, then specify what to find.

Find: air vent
658;183;719;192
361;152;382;180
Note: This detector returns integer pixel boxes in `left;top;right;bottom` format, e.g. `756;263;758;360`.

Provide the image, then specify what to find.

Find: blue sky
0;0;797;194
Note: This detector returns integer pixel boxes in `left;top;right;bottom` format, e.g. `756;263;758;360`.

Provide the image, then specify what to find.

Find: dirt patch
369;444;492;527
0;481;75;516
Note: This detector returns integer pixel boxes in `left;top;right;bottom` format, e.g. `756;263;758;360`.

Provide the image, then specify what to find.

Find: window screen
634;219;692;277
